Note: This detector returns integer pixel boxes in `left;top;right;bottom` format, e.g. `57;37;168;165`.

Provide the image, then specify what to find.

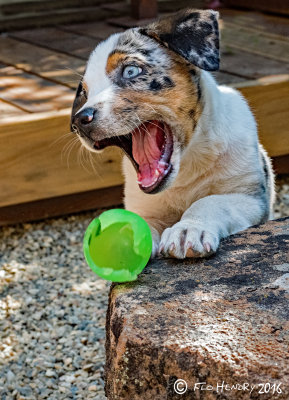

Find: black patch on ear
140;8;220;71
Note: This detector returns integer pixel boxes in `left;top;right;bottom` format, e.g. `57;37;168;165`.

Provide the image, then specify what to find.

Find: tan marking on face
106;52;127;75
120;59;201;137
110;56;202;148
166;60;202;142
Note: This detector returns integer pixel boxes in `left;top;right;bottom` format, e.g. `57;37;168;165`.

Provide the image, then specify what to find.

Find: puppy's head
71;9;219;194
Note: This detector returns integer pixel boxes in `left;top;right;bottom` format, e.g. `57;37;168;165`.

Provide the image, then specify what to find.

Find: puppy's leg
159;193;267;258
150;226;161;258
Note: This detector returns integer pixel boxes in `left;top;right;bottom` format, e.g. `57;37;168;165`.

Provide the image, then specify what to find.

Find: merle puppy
71;9;274;258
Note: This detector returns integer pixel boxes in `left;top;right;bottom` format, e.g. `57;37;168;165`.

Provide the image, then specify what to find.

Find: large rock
105;218;289;399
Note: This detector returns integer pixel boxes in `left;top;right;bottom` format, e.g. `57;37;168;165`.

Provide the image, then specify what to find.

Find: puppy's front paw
159;221;219;259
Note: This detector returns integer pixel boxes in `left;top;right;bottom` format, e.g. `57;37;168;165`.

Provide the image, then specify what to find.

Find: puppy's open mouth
94;120;173;193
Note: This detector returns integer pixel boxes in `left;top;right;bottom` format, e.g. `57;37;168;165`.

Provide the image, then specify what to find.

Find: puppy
71;9;275;259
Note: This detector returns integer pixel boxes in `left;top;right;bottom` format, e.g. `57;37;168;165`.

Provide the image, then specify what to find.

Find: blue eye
122;65;142;79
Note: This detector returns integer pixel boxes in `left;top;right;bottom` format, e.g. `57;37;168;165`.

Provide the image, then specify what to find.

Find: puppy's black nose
73;107;96;128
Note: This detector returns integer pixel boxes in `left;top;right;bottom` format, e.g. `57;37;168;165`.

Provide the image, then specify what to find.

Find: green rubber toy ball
83;209;152;282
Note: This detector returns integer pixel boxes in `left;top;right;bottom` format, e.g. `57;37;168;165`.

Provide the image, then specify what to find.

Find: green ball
83;209;152;282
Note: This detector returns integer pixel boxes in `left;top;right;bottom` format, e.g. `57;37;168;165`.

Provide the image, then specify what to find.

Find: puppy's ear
140;9;220;71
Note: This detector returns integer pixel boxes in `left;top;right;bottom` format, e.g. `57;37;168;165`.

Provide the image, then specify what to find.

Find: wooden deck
0;4;289;224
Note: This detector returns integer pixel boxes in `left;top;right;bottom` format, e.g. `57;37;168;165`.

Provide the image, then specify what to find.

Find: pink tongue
132;122;165;187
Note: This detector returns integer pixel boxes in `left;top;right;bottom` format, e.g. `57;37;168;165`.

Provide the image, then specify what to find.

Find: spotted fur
71;9;275;259
140;9;219;71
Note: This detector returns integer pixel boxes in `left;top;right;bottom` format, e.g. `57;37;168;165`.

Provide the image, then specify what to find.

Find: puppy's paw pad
159;223;219;259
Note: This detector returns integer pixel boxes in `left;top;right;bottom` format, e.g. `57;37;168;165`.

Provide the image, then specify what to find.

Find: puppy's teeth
138;178;158;188
137;170;162;188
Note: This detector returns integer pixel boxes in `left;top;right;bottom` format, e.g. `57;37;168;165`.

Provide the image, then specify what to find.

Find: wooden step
234;75;289;158
0;0;114;15
220;47;289;80
213;71;246;85
0;109;124;208
0;63;74;112
0;75;288;210
0;98;27;117
0;36;84;88
10;27;101;60
223;0;289;16
221;22;289;64
59;20;124;39
102;0;204;15
0;6;121;31
0;185;123;226
221;8;289;38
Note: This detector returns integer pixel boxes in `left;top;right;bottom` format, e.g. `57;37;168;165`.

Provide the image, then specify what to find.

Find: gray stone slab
106;218;289;399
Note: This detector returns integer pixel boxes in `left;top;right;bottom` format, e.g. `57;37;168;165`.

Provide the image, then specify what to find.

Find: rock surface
105;218;289;400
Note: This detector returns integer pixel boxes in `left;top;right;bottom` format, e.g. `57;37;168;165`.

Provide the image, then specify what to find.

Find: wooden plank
220;47;289;80
222;20;289;43
223;0;289;16
104;0;204;17
0;36;84;89
1;155;286;226
0;109;124;207
0;74;288;209
213;71;246;85
0;6;120;32
0;63;74;113
61;1;201;39
158;0;203;13
272;155;289;175
10;27;100;60
221;22;289;63
220;9;289;38
0;0;45;4
0;185;123;226
0;98;27;117
108;15;158;28
59;21;124;39
131;0;158;20
0;0;112;15
234;75;289;158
